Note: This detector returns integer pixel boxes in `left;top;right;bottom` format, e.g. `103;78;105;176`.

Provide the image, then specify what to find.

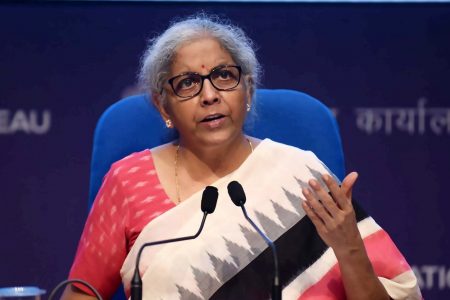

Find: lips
200;113;225;122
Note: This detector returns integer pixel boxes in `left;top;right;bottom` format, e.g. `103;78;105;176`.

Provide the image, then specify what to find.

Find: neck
178;134;251;177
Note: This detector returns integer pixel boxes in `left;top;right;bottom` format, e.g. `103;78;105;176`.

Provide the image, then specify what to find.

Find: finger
341;172;358;199
308;179;340;217
301;200;327;233
302;187;334;225
322;174;347;209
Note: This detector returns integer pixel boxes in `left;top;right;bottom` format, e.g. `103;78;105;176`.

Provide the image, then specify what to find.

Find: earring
246;103;251;112
165;119;173;128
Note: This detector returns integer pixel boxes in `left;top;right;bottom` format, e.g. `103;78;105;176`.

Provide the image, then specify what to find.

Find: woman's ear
152;92;171;122
244;75;254;108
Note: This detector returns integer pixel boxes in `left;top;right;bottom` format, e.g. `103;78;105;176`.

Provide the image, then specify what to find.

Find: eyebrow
171;63;231;78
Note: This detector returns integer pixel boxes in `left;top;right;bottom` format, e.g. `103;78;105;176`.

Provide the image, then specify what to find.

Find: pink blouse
69;150;175;299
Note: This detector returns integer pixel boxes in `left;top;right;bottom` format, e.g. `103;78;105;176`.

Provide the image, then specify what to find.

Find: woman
64;15;421;300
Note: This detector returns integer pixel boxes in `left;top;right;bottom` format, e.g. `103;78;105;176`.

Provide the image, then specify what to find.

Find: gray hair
138;14;261;103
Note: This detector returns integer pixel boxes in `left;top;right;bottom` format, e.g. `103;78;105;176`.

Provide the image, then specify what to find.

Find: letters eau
0;109;51;135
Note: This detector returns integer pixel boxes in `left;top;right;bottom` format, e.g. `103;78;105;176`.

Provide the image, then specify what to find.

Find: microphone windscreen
227;181;246;206
201;186;218;214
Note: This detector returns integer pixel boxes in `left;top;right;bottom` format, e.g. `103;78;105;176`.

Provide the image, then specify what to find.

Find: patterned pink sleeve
69;151;176;299
69;163;130;299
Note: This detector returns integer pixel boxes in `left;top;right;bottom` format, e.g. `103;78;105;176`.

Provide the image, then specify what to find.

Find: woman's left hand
301;172;364;258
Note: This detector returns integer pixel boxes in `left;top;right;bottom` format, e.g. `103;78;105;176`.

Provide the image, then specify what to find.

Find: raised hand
301;172;364;257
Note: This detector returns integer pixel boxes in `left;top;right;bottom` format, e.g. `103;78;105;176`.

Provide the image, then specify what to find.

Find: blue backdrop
1;1;449;298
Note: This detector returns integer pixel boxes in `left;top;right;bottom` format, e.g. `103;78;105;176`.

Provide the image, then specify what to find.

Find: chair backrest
88;88;345;208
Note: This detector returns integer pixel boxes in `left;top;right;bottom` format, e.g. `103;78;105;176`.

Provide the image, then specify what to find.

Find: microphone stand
227;180;282;300
131;213;208;300
131;185;218;300
240;205;281;300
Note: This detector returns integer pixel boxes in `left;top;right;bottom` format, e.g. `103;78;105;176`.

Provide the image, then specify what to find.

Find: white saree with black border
121;139;421;299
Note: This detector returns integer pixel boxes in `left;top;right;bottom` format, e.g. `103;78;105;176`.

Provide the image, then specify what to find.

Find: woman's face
157;37;251;149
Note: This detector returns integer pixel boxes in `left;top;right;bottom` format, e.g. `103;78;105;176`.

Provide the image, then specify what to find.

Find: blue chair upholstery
89;88;345;208
87;88;345;300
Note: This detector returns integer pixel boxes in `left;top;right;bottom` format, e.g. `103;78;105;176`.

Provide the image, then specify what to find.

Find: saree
120;139;421;299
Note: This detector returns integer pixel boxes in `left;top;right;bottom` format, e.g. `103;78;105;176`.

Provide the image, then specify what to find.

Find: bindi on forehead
201;64;205;69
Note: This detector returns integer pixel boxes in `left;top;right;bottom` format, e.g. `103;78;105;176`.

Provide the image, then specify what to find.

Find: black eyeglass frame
166;65;242;99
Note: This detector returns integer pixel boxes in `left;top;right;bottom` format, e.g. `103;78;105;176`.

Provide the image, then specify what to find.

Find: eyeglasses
167;65;242;99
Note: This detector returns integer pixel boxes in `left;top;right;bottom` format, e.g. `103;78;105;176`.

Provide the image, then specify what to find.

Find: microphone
131;186;218;300
227;181;281;300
